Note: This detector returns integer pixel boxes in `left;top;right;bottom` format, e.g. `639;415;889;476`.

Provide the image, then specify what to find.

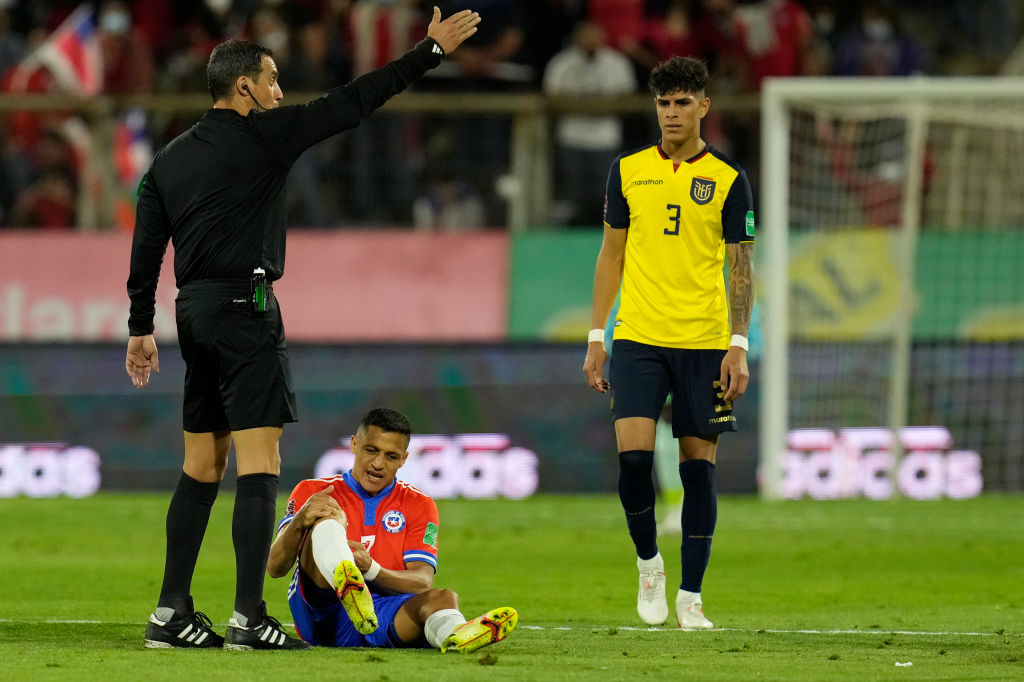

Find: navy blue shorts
608;339;737;438
287;566;425;648
175;280;297;433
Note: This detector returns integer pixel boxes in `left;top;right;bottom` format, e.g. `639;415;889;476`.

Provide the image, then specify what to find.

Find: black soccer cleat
144;610;224;649
224;607;312;650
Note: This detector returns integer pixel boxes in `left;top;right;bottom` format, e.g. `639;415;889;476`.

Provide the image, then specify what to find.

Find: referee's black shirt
127;38;445;336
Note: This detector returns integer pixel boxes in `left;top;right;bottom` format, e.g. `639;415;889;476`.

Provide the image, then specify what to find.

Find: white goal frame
758;76;1024;500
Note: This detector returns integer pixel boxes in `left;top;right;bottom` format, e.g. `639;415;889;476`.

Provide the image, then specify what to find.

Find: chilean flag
114;108;151;185
28;4;102;95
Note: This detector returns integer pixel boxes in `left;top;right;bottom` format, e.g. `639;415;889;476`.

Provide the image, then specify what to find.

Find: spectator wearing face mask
99;0;156;93
833;1;926;77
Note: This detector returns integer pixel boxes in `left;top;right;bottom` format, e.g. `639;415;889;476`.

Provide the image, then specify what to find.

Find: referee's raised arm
427;6;481;54
265;8;481;159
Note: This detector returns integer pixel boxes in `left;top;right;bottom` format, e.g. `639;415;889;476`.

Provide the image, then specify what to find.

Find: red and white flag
14;4;102;95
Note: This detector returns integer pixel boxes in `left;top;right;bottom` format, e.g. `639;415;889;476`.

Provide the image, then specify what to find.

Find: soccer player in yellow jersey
583;57;755;630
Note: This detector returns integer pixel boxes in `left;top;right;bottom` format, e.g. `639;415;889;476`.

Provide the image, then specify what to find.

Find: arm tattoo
727;242;755;337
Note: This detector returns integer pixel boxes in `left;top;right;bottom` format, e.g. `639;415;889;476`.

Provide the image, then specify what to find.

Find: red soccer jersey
280;471;439;572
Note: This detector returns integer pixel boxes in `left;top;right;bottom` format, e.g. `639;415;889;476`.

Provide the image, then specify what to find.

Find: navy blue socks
679;459;717;593
618;449;658;560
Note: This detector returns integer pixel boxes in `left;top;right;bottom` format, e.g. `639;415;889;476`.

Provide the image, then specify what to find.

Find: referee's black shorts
175;280;297;433
608;339;737;438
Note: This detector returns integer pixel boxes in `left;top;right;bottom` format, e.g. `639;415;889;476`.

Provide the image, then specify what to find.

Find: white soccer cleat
676;597;713;629
636;556;668;625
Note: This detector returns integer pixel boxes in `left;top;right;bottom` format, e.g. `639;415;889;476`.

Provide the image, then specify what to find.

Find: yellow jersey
604;142;754;349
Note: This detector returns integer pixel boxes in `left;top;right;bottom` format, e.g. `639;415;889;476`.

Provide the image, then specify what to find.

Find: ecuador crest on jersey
691;176;716;205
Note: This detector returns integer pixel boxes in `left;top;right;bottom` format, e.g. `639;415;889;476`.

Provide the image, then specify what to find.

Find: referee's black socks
232;472;279;625
157;471;220;617
618;449;658;560
680;459;717;593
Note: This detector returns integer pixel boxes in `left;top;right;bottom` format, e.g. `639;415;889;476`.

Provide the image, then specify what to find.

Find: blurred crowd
0;0;1020;229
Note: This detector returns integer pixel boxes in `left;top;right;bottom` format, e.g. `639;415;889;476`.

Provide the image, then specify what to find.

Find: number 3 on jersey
665;204;681;235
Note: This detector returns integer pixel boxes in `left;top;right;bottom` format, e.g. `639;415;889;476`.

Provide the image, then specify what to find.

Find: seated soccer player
267;407;517;651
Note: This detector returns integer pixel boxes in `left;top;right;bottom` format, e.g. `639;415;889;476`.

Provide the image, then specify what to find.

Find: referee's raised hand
427;6;481;55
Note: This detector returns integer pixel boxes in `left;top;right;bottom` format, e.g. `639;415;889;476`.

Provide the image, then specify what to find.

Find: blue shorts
287;566;425;648
608;339;737;438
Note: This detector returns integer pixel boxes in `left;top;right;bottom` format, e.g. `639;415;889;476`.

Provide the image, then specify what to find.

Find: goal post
759;77;1024;501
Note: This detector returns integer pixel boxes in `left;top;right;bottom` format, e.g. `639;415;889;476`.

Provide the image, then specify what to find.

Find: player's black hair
206;39;273;101
649;56;710;97
360;407;413;441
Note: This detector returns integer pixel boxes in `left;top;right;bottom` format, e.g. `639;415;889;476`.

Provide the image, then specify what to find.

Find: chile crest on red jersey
382;509;406;533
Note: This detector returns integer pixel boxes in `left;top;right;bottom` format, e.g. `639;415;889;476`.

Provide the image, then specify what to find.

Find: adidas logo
432;43;444;56
147;613;213;646
253;623;289;646
177;622;211;645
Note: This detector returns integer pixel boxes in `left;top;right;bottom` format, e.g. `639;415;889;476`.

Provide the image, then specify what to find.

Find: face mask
863;18;893;41
205;0;232;14
101;10;130;35
815;11;834;35
260;30;288;52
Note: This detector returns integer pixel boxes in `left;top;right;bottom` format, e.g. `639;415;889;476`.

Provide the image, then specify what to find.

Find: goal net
759;77;1024;500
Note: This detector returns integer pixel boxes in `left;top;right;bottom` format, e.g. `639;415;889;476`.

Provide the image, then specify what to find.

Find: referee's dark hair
649;57;710;98
360;407;413;442
207;39;273;101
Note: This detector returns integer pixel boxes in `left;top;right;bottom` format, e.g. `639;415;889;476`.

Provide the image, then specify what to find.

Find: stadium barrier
0;91;758;232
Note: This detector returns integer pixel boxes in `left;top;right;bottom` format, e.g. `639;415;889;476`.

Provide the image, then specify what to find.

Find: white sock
153;606;175;622
310;519;355;587
423;608;466;649
638;552;663;570
678;588;701;606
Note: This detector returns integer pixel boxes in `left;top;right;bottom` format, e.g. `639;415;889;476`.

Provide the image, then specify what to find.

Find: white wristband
730;334;749;351
363;559;381;582
588;328;606;348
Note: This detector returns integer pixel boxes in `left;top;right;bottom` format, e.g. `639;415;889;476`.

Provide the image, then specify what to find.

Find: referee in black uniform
126;7;480;651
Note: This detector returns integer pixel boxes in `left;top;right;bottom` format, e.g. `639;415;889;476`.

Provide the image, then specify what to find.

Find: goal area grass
1;492;1021;681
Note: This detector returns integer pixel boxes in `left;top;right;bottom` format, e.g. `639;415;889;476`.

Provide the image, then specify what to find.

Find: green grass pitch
1;493;1022;681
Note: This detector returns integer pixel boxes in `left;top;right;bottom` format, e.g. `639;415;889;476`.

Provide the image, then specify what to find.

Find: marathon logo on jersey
423;522;439;549
286;499;296;515
631;178;664;188
382;510;406;533
691;176;716;205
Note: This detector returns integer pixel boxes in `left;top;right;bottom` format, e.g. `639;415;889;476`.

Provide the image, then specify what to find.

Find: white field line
519;625;1020;637
0;619;1019;637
